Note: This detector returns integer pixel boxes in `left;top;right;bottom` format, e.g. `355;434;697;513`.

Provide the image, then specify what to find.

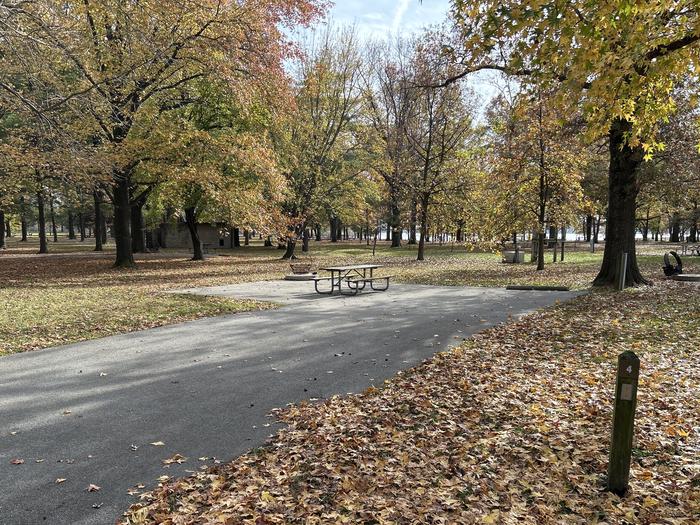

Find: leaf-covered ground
0;237;695;355
121;281;700;524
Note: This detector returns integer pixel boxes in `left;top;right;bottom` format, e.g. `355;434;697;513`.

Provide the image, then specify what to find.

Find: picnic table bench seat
344;275;394;294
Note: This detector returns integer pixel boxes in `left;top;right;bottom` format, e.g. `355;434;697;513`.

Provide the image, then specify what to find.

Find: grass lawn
121;280;700;524
0;236;696;355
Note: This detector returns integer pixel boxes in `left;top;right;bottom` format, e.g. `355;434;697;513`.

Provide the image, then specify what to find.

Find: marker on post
607;351;640;496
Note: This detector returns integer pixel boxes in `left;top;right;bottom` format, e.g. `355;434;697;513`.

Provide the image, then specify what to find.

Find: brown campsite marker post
607;351;640;496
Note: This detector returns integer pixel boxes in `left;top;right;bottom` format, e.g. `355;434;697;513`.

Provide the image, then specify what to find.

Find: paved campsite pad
0;282;577;525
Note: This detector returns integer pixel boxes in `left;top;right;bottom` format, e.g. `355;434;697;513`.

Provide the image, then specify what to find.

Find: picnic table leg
314;279;334;294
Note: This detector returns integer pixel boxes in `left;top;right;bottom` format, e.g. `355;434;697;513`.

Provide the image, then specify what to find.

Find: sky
297;0;500;111
325;0;452;39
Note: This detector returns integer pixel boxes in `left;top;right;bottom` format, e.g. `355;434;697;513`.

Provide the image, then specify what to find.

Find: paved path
0;282;577;524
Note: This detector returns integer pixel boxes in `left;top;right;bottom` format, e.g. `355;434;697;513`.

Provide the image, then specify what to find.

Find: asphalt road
0;282;577;524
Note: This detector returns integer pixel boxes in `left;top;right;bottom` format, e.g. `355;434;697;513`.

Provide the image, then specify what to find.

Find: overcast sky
326;0;451;38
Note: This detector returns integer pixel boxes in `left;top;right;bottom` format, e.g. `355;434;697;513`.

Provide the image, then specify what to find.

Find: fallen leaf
162;454;187;466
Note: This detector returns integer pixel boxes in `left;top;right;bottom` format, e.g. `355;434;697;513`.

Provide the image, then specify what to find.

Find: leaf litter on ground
121;281;700;524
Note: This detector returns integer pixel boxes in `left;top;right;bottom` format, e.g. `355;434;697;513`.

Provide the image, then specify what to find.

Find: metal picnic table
313;264;391;295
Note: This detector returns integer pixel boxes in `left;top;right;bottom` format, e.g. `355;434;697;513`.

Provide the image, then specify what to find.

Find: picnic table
313;264;392;295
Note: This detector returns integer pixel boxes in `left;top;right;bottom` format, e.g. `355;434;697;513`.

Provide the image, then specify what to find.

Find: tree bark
389;184;401;247
94;190;103;252
68;212;76;239
77;212;85;241
185;207;203;261
37;190;48;254
113;175;134;267
690;200;698;242
4;218;10;238
19;196;28;242
536;229;545;270
282;238;296;259
408;198;417;245
594;119;649;287
302;228;310;252
669;213;681;243
233;227;241;248
101;212;108;244
585;214;593;242
315;224;321;242
244;229;250;246
49;194;58;242
330;217;339;242
641;207;650;242
417;195;429;261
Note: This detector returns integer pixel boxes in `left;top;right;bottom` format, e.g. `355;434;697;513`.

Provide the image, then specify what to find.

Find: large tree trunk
233;227;241;248
244;229;250;246
690;200;698;242
669;213;681;243
594;119;649;287
315;224;321;242
68;212;76;239
330;217;339;242
5;219;11;238
94;190;103;252
113;175;134;267
37;190;48;254
185;207;203;261
282;237;296;259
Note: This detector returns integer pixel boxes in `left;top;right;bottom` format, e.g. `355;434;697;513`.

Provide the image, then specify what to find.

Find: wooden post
617;252;628;291
607;351;640;496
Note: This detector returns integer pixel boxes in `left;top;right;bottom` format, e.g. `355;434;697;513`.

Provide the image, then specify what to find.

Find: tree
360;38;416;248
280;25;363;259
153;81;285;260
465;89;587;266
449;1;700;286
4;0;324;267
406;34;476;261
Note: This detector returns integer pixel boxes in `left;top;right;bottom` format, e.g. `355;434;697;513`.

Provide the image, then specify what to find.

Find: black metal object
662;251;683;276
